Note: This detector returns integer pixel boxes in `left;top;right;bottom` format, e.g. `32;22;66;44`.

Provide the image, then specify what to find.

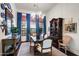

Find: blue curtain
36;15;39;39
17;12;22;40
43;16;46;34
26;13;30;41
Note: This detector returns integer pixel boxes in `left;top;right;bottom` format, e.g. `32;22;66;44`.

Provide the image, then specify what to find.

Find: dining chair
44;34;48;39
58;35;72;54
40;33;45;40
36;38;53;56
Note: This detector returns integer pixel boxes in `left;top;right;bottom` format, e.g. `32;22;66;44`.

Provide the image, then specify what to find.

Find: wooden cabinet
2;39;16;56
2;35;21;56
50;18;63;48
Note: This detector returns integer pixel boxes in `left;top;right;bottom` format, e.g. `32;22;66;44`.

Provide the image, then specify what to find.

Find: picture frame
64;23;77;33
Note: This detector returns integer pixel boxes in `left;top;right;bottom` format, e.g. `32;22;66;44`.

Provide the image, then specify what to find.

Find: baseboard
68;47;79;56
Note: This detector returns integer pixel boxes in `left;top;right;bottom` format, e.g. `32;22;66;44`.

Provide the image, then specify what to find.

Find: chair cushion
43;39;52;48
37;46;51;53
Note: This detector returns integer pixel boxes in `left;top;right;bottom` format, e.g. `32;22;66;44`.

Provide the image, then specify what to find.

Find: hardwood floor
17;42;66;56
17;42;34;56
59;48;77;56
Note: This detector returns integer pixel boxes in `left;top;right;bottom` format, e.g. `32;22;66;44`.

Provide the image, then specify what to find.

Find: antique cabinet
50;18;63;48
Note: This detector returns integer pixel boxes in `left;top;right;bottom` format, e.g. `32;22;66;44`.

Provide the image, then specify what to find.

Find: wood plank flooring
18;42;66;56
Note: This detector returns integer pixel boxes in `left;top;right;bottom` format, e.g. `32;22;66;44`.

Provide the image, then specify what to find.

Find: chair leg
51;51;52;56
58;44;60;49
64;47;67;54
51;49;52;56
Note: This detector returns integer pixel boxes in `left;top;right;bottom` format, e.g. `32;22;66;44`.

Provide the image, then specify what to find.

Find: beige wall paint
46;3;79;55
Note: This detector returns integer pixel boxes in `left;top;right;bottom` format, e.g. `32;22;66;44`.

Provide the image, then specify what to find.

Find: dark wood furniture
2;39;16;56
2;36;21;56
50;18;63;48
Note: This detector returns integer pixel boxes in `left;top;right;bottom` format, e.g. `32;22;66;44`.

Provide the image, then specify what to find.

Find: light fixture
31;3;45;21
33;4;37;8
33;3;42;15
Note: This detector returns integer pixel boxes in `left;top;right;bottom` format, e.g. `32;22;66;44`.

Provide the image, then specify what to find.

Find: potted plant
11;27;18;38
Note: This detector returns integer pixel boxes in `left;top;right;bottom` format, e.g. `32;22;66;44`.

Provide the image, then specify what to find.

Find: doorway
21;14;27;42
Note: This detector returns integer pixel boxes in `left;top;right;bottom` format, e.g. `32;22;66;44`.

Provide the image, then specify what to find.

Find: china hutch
50;18;63;48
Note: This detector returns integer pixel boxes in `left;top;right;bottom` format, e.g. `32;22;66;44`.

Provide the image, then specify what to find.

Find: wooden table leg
30;39;32;52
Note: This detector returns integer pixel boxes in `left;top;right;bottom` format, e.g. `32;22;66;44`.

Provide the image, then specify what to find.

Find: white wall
46;3;79;55
0;3;17;55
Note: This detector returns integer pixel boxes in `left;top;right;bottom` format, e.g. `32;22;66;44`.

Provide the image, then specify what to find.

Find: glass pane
7;19;11;34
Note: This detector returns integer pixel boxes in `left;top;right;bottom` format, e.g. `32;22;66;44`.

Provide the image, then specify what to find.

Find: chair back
42;39;52;48
44;34;48;39
32;33;36;37
63;35;72;45
40;33;44;39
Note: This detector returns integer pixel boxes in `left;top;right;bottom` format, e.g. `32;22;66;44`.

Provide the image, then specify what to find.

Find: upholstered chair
44;34;48;39
58;35;72;54
36;39;53;56
40;33;44;40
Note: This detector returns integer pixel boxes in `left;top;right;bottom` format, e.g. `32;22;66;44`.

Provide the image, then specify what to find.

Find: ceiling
15;3;57;13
